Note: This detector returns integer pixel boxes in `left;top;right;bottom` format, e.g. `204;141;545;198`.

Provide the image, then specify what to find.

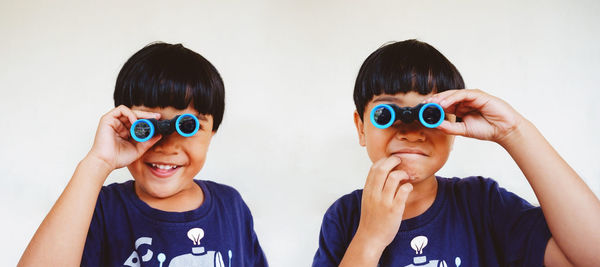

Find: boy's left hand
426;89;525;145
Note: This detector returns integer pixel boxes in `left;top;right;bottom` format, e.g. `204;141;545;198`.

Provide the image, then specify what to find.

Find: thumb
437;120;467;136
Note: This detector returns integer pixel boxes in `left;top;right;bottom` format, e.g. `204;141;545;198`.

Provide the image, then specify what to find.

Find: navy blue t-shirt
82;179;267;267
312;176;552;267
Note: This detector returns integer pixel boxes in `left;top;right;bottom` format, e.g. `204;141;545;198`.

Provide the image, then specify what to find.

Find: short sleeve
241;200;269;267
312;192;361;267
485;179;552;266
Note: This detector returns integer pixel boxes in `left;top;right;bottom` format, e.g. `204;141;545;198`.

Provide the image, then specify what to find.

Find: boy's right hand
86;105;162;171
356;156;413;251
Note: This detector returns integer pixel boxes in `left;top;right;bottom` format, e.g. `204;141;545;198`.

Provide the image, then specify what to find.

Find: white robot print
123;228;232;267
402;236;462;267
168;228;231;267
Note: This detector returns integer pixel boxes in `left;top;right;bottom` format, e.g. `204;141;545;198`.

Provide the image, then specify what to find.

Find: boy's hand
86;105;162;171
426;89;525;145
356;156;413;251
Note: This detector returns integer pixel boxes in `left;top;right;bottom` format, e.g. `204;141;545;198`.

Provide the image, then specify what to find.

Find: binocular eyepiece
130;114;200;142
370;103;445;129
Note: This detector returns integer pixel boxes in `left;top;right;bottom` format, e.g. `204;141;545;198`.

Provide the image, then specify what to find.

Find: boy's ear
353;110;366;147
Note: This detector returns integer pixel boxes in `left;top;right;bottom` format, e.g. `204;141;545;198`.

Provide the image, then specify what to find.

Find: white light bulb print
187;228;205;246
410;236;428;255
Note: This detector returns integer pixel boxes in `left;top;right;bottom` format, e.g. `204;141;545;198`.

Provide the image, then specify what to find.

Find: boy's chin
392;159;420;179
136;182;171;198
133;175;187;198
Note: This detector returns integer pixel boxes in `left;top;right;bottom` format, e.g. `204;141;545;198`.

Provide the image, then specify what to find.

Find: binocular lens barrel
370;103;444;129
130;114;200;142
175;114;200;137
419;103;444;128
372;105;396;129
131;119;155;142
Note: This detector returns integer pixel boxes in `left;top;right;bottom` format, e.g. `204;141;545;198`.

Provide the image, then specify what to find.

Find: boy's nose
150;135;181;154
393;123;426;142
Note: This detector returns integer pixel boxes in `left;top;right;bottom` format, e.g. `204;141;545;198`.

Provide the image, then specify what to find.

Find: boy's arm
430;89;600;267
499;116;600;266
18;156;111;266
18;106;161;266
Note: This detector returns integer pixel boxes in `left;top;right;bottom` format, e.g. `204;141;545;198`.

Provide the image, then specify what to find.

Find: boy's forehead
371;92;433;106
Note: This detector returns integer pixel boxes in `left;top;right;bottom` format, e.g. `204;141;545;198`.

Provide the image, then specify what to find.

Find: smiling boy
312;39;600;266
19;42;268;266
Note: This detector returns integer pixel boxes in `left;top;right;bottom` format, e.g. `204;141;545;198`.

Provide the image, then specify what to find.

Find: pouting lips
391;149;428;156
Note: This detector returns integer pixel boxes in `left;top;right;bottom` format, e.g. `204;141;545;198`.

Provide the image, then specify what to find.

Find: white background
1;0;599;266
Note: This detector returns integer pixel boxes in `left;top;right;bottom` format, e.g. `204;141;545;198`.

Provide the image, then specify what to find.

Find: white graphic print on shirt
123;228;232;267
402;236;461;267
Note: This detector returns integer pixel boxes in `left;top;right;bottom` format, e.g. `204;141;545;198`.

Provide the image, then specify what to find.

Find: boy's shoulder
442;175;501;191
199;179;246;202
98;180;134;201
441;176;509;199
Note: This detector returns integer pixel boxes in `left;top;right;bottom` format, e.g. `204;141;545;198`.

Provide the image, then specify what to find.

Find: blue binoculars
130;114;200;142
370;103;445;129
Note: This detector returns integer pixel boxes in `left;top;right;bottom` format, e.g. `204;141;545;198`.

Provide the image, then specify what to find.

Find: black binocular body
370;103;445;129
130;114;200;142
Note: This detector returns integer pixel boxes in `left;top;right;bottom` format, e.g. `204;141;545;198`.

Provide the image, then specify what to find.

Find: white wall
1;0;599;265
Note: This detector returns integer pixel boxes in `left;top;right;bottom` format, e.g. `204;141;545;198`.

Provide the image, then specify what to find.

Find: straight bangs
114;43;225;130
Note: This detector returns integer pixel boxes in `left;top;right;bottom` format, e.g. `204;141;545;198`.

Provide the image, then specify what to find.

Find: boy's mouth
146;163;182;178
391;148;428;156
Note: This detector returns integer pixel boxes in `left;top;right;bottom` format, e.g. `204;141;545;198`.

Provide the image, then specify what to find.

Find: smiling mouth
147;163;180;170
145;163;182;178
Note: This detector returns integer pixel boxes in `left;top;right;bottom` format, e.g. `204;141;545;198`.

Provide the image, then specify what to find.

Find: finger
393;183;413;207
424;89;462;102
105;105;139;125
382;170;410;202
436;120;467;136
107;115;130;137
454;103;479;118
108;105;160;125
365;156;402;192
119;109;161;133
119;116;132;129
132;109;162;120
425;89;479;110
116;125;131;139
438;90;488;111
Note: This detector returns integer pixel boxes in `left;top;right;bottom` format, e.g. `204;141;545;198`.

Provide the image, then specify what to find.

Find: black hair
114;42;225;131
353;39;465;119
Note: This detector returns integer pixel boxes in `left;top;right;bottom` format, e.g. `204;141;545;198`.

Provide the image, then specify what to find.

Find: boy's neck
135;180;205;212
402;175;438;220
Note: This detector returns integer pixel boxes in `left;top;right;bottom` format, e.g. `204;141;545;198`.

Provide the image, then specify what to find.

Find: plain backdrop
1;0;599;266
